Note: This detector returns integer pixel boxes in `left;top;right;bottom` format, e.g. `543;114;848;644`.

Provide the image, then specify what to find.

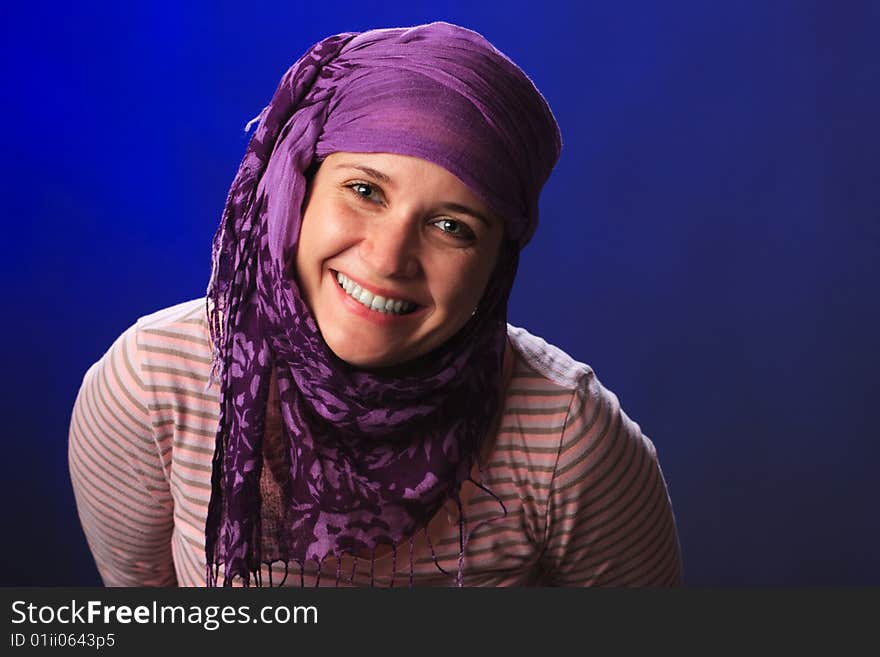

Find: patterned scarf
205;22;561;586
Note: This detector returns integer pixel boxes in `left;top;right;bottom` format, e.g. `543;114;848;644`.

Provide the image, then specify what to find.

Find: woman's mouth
334;271;418;315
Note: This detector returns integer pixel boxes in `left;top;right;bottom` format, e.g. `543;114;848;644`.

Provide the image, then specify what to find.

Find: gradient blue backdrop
2;1;877;586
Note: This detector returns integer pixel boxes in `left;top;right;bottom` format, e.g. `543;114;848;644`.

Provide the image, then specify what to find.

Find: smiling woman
297;152;503;368
68;21;682;587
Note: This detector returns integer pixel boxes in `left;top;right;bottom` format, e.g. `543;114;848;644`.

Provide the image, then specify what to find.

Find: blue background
2;1;877;586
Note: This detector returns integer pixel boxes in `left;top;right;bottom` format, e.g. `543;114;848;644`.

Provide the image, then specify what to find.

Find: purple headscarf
205;22;561;586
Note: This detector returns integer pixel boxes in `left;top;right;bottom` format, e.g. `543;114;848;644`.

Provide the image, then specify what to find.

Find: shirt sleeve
68;323;177;586
539;372;683;586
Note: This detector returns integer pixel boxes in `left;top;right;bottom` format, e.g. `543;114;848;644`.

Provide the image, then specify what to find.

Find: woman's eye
348;182;382;203
432;218;474;240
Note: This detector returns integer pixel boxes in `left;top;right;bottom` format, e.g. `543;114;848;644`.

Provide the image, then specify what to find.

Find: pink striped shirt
68;298;682;586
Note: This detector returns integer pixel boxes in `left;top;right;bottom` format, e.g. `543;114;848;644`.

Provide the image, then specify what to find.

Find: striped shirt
68;298;682;587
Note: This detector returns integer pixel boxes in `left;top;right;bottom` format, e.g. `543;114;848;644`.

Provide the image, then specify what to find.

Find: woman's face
295;152;504;369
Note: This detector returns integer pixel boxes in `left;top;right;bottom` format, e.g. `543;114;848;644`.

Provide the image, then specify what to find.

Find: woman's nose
358;216;421;279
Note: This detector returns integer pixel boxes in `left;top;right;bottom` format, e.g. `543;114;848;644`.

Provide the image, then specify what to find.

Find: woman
69;22;682;587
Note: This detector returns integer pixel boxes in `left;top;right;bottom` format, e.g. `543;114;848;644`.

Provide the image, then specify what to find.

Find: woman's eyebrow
333;163;391;183
439;203;493;229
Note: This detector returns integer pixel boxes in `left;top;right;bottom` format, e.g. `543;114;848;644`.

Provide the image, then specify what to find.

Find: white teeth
334;272;416;315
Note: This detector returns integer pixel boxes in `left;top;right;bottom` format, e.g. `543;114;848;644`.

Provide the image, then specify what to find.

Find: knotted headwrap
205;22;561;586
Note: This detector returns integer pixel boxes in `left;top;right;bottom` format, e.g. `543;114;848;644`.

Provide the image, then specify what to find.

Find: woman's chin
325;340;412;370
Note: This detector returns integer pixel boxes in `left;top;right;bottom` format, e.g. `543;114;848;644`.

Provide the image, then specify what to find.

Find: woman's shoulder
503;323;650;461
505;324;594;394
92;297;215;402
499;324;601;464
135;297;209;332
505;325;681;586
129;297;213;362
